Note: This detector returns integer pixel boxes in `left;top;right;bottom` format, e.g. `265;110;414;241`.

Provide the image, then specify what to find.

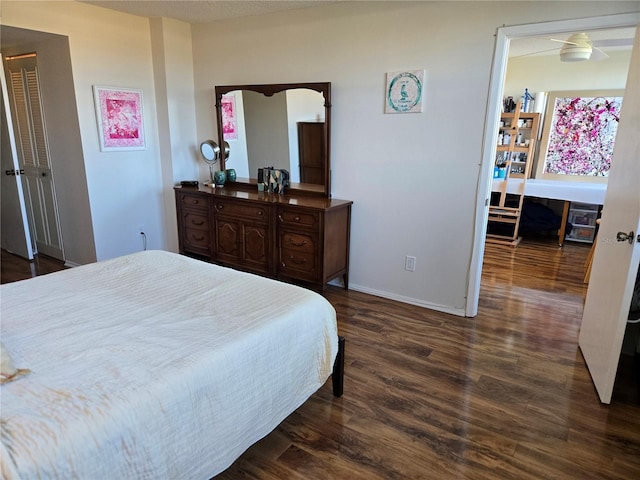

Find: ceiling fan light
560;46;592;62
559;32;593;62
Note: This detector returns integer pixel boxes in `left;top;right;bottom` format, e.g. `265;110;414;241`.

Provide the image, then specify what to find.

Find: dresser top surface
175;185;352;209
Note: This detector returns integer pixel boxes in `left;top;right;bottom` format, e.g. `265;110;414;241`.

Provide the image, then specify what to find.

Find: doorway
468;13;640;403
3;52;64;261
466;12;639;316
0;25;96;267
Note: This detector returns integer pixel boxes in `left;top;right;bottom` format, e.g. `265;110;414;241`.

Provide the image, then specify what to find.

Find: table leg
558;201;570;246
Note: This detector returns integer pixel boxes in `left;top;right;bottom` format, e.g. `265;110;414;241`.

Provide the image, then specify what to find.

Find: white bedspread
0;250;338;479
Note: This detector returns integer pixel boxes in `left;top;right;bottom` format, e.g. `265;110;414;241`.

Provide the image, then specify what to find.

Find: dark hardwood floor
2;240;639;479
1;249;67;284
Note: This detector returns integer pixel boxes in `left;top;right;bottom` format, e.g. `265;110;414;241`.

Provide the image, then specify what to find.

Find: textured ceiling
81;0;338;24
8;2;635;58
81;2;635;58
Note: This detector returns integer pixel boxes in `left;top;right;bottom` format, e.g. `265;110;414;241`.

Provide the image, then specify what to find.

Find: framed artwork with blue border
385;70;425;114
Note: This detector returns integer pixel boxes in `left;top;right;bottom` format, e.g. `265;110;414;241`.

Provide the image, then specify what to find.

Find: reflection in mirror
215;82;331;197
221;89;325;185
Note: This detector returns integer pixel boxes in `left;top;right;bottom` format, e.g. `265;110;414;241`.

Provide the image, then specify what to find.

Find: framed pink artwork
93;86;146;151
536;89;623;182
221;93;237;141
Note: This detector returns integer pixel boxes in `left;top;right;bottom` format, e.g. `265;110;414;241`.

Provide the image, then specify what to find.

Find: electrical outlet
405;255;416;272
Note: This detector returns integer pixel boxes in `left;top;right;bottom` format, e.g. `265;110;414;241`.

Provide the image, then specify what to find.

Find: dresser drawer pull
191;220;205;226
257;210;263;216
287;255;307;265
289;238;308;247
215;204;224;211
278;214;303;223
192;235;205;241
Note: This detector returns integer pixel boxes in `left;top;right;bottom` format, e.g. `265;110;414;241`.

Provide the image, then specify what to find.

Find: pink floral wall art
221;93;237;141
543;94;622;177
94;86;145;151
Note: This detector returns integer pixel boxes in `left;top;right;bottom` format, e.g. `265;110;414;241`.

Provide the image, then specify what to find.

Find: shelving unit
486;101;540;246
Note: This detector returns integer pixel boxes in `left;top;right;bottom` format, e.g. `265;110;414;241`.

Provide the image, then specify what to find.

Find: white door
0;64;32;259
6;53;64;260
578;29;640;404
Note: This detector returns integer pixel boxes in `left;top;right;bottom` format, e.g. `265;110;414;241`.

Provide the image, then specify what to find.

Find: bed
0;250;342;479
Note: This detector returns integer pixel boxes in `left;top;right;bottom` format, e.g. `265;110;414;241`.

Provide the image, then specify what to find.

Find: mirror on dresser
214;82;331;197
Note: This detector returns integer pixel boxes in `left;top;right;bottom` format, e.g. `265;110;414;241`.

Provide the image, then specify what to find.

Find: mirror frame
214;82;332;197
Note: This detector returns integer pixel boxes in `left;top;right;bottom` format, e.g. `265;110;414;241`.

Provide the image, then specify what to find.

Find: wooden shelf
486;234;522;246
488;99;540;246
489;210;520;215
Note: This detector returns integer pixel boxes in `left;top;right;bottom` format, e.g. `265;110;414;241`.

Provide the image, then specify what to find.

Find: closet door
0;65;32;259
6;53;64;260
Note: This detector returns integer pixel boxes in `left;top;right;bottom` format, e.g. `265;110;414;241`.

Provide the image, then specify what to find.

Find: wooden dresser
175;185;352;291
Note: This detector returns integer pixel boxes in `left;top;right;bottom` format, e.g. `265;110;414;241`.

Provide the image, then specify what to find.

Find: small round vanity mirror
200;140;220;162
199;140;220;184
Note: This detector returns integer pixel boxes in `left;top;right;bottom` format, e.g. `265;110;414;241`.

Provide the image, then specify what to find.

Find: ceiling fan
553;32;607;62
513;31;635;62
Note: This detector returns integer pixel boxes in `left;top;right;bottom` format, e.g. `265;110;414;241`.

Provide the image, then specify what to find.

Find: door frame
465;12;640;317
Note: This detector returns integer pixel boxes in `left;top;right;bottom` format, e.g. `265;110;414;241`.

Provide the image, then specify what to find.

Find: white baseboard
346;283;467;317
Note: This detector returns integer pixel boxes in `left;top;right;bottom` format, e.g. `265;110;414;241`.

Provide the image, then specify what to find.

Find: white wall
2;1;197;261
150;17;199;253
193;1;639;315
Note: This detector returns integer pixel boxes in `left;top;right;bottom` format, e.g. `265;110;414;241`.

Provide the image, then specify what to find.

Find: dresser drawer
214;200;269;222
178;192;209;211
280;232;315;254
183;228;211;254
280;248;317;278
182;211;209;231
277;208;319;230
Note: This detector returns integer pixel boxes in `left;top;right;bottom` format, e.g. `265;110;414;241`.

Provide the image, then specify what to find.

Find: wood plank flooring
0;249;67;284
217;238;640;479
2;240;639;479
